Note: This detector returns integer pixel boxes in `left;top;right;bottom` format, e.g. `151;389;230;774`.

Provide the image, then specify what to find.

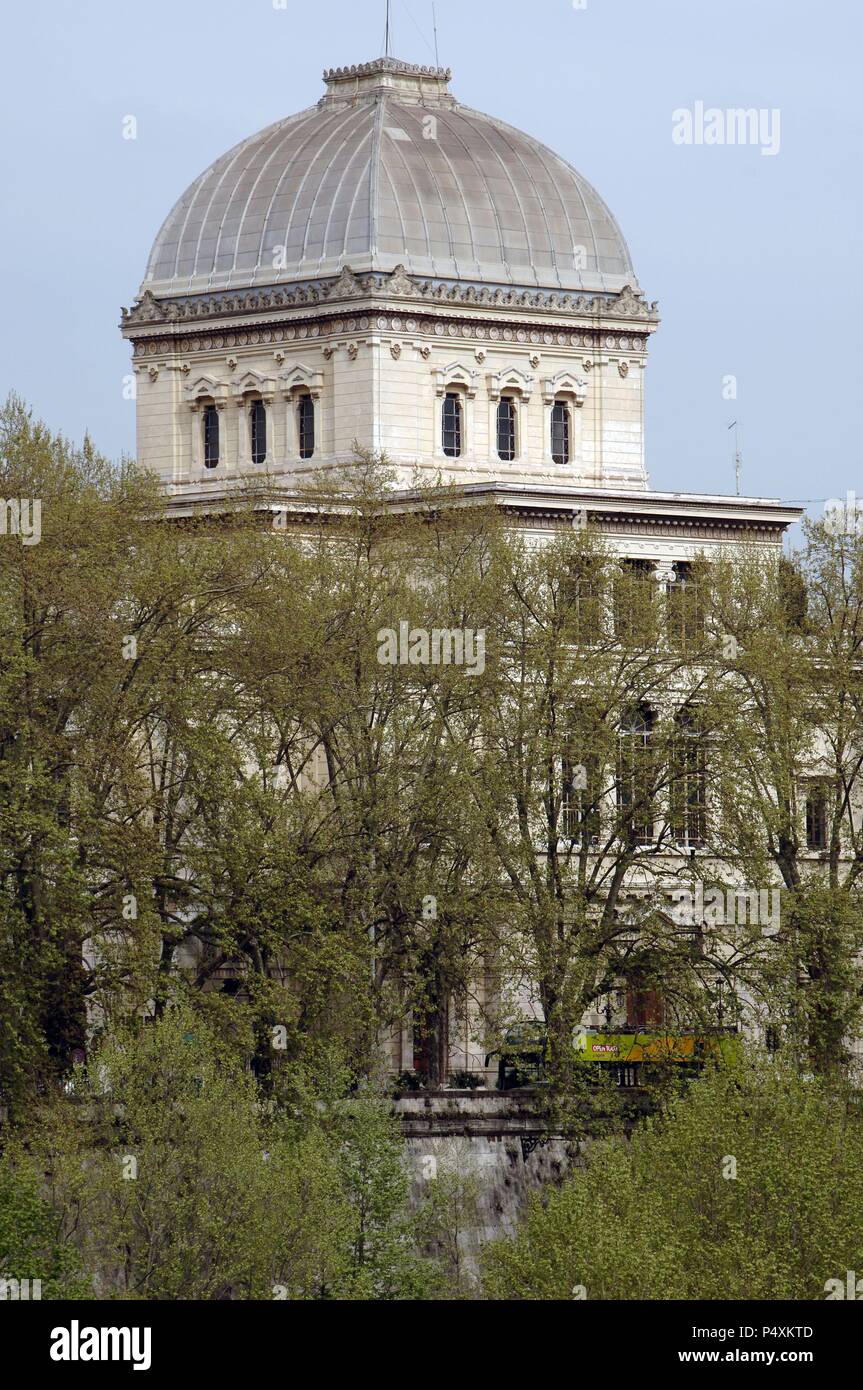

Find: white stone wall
130;318;650;492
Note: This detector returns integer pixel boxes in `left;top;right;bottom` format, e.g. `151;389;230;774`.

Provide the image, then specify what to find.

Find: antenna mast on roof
385;0;391;56
432;2;440;67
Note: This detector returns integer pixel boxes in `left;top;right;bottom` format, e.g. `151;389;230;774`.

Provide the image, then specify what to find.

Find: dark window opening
626;987;665;1029
805;783;829;851
297;394;315;459
667;561;705;648
614;559;654;641
551;400;570;465
442;392;462;457
671;707;707;847
497;396;516;460
564;562;604;644
561;751;600;844
617;704;655;844
250;399;267;465
203;404;220;468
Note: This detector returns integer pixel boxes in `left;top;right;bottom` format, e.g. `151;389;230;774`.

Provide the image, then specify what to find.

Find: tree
0;393;162;1110
482;1056;863;1300
413;1139;482;1298
0;1160;88;1299
701;525;863;1075
469;528;713;1111
8;1006;354;1299
234;456;502;1082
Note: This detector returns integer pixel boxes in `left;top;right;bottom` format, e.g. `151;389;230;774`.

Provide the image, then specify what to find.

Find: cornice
121;267;660;340
155;478;802;540
452;482;803;528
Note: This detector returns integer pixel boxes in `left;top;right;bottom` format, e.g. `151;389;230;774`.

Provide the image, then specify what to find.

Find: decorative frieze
508;509;787;542
131;314;651;359
121;268;660;334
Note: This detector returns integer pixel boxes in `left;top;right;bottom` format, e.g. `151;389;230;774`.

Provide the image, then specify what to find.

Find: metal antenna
727;420;742;496
385;0;391;56
432;2;440;67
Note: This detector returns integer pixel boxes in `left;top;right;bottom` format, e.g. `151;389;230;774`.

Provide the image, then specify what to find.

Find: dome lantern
320;56;455;108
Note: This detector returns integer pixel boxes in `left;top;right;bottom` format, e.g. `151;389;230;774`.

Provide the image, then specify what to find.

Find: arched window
670;706;707;847
203;404;220;468
249;399;267;465
617;704;655;844
442;392;462;457
551;400;570;465
297;394;315;459
496;396;516;461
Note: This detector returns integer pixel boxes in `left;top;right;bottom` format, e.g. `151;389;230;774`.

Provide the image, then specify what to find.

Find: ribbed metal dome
143;57;636;297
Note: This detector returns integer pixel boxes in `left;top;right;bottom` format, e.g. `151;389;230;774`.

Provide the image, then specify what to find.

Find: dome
143;58;637;299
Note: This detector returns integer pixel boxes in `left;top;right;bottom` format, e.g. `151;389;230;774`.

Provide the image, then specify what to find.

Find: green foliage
332;1089;442;1298
5;396;863;1303
413;1140;482;1298
482;1057;863;1300
2;1007;458;1300
0;1161;89;1299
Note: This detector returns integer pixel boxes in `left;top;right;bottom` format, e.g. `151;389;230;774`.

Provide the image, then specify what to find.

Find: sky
1;0;860;524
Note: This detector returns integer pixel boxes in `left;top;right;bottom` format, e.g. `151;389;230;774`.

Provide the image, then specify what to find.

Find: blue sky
1;0;859;519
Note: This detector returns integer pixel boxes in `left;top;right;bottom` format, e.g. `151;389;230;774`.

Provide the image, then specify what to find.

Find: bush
482;1056;863;1300
447;1070;483;1089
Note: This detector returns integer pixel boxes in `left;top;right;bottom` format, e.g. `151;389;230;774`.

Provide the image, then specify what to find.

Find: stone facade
123;277;655;494
121;55;805;1090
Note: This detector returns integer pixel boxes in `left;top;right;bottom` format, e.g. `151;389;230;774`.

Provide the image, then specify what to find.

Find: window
203;404;220;468
561;751;599;843
805;782;829;851
496;396;516;460
564;560;604;644
250;399;267;465
442;392;462;457
667;562;705;648
670;706;707;847
551;400;570;465
297;394;315;459
626;988;665;1029
614;559;654;641
617;704;655;844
